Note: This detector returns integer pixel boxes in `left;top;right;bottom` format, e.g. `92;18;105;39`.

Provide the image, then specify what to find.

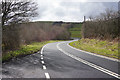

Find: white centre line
41;61;45;64
43;65;47;70
57;42;120;79
41;52;43;54
41;44;47;54
41;44;51;79
41;55;43;57
41;55;43;58
45;73;50;79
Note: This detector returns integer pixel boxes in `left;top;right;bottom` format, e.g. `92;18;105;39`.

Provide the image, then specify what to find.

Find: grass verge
2;40;61;62
69;38;119;59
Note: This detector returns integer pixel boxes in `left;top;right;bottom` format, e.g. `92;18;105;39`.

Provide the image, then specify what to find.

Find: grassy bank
2;40;61;62
69;24;82;38
69;39;119;59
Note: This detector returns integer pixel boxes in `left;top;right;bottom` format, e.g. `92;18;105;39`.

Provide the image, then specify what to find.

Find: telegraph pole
84;16;86;23
82;16;86;38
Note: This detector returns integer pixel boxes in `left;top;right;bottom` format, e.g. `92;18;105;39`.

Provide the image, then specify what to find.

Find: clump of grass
2;40;61;62
69;38;119;59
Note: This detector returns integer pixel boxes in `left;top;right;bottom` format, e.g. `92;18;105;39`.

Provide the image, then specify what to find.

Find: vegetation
69;23;82;38
2;20;72;61
69;39;119;59
2;0;38;26
69;9;119;59
2;40;61;62
82;9;119;41
2;22;70;52
2;2;119;61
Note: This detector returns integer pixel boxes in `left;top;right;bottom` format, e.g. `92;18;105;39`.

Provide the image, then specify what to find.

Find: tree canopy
2;0;38;26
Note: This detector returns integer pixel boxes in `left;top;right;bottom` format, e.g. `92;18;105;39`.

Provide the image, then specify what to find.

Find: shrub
2;22;71;52
82;9;119;41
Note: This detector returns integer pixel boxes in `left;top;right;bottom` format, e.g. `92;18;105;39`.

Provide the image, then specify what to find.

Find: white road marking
57;42;120;79
45;73;50;79
41;52;43;54
43;65;47;70
41;55;43;58
40;44;51;79
41;57;43;60
41;61;45;64
41;55;43;57
41;44;47;55
67;41;120;62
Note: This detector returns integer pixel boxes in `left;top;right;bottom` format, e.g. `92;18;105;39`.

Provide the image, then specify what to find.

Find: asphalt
2;40;120;79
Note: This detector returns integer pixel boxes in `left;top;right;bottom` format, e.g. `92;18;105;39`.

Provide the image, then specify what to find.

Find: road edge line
67;41;120;62
41;44;47;55
40;44;51;79
57;42;120;79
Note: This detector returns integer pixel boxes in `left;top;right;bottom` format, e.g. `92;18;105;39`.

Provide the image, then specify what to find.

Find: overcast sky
33;0;118;22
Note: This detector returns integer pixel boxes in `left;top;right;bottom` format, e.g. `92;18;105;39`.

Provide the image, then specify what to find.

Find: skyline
32;1;118;22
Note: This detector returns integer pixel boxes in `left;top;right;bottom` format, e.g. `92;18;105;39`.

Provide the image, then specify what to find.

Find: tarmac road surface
2;40;120;80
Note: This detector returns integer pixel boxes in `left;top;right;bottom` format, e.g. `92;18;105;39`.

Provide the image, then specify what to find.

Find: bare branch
2;0;38;26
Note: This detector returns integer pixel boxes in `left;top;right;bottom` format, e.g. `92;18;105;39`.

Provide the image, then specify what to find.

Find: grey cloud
33;1;118;22
55;9;66;17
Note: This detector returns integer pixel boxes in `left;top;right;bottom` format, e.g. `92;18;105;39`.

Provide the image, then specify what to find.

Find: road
2;40;120;79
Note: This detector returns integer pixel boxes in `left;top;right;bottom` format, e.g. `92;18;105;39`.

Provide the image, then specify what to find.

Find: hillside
69;23;82;38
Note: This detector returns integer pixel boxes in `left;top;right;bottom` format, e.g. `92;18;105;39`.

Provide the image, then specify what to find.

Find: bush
82;9;119;41
2;25;21;51
2;22;71;52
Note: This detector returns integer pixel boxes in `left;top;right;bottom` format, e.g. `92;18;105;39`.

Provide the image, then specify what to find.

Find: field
69;23;82;38
69;39;119;59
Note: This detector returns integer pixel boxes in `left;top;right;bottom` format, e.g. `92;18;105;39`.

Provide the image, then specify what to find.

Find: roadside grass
2;40;61;62
69;24;82;38
69;39;119;59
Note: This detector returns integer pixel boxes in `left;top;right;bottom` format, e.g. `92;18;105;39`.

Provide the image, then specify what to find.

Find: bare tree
82;8;119;40
2;0;38;26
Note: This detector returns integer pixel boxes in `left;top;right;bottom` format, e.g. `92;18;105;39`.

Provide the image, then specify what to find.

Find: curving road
2;40;120;79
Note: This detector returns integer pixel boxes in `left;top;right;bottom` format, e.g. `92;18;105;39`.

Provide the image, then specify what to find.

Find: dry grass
69;38;119;59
